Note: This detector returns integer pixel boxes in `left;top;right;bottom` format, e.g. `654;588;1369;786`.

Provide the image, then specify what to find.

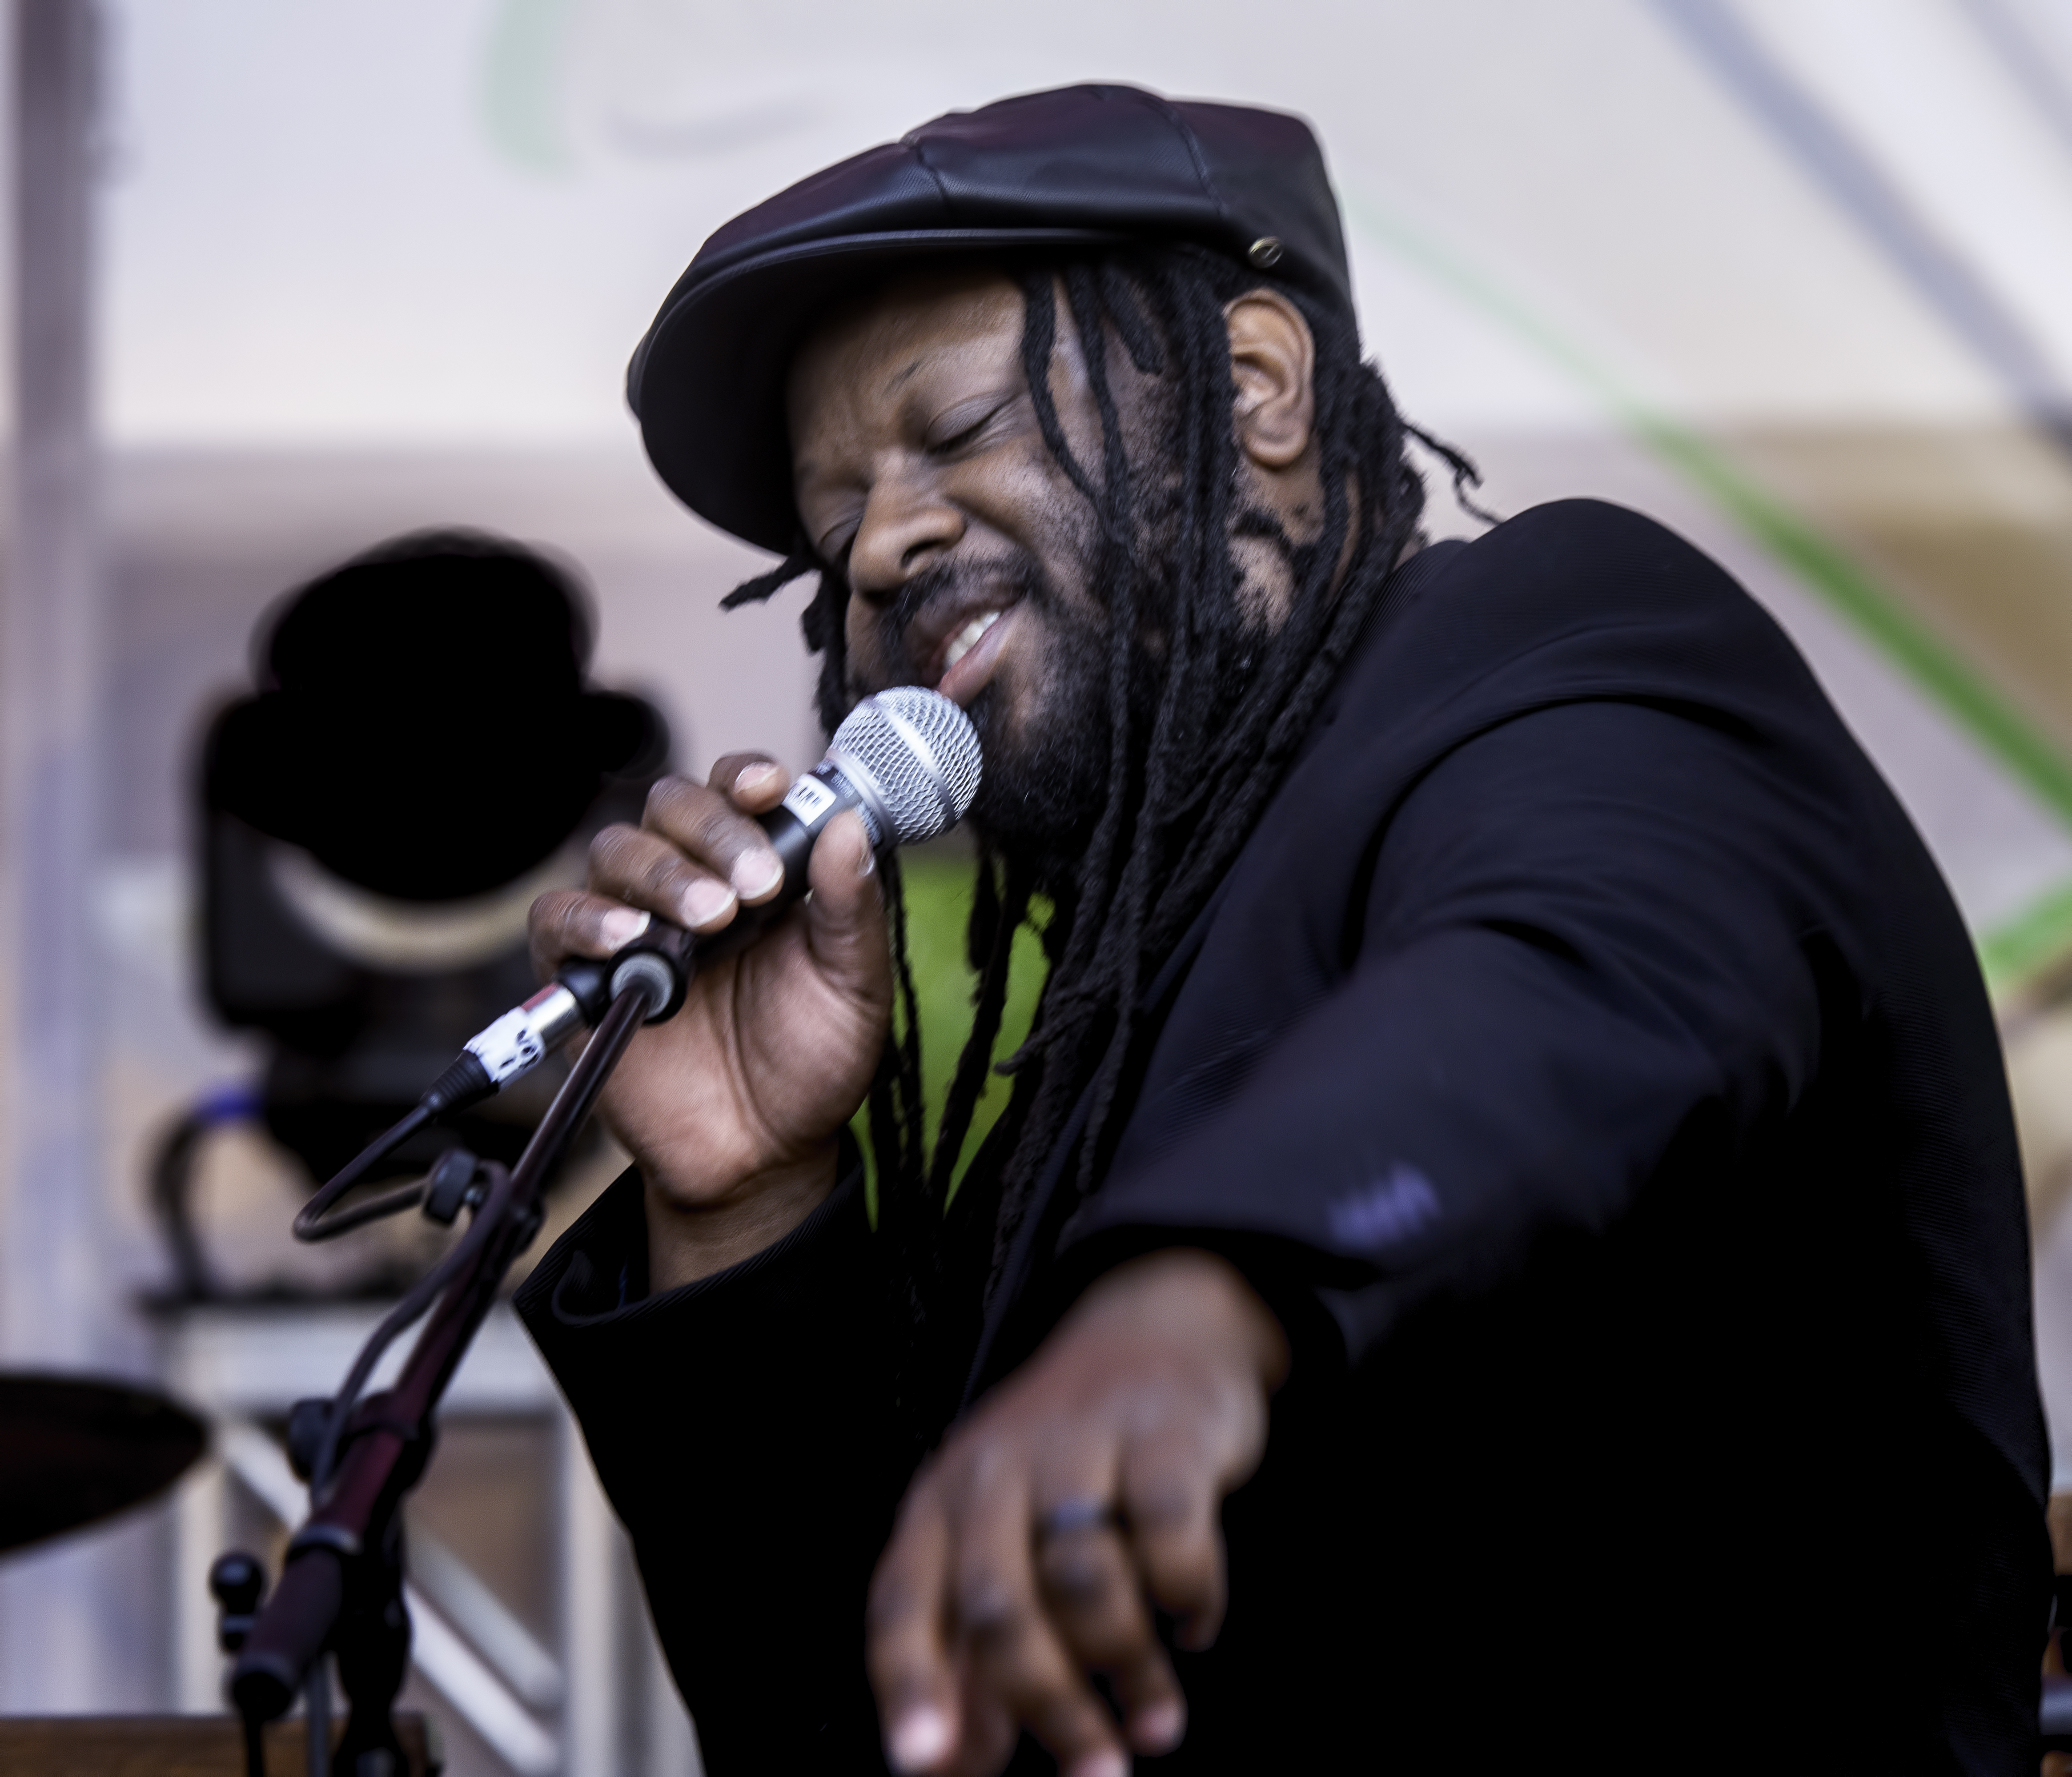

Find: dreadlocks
724;243;1482;1327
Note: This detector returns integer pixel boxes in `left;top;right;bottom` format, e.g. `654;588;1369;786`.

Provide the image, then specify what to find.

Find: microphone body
429;686;981;1111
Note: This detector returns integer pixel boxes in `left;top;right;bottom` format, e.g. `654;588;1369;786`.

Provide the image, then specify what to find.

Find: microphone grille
829;687;983;847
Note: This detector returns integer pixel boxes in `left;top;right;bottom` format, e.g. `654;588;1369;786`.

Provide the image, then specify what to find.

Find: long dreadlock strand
967;839;1003;974
1007;273;1139;1016
866;850;927;1229
1405;420;1502;527
720;547;817;610
926;850;1034;1202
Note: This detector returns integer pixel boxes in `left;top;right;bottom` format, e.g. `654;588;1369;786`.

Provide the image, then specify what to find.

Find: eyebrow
791;352;935;490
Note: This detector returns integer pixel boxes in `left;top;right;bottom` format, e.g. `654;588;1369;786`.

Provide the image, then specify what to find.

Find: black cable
293;1049;498;1244
307;1160;514;1496
149;1084;264;1299
294;1175;429;1243
150;1109;219;1300
291;1103;434;1244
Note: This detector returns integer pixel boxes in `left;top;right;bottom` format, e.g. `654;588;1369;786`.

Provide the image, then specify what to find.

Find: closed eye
924;393;1017;456
816;521;859;572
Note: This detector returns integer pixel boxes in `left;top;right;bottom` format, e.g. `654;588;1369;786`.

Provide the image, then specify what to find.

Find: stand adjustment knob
209;1550;266;1652
285;1399;330;1482
419;1148;482;1227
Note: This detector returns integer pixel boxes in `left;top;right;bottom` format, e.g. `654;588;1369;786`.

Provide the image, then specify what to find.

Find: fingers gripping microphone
431;686;981;1111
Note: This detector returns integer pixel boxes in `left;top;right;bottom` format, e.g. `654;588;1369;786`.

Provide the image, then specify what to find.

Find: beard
857;546;1116;889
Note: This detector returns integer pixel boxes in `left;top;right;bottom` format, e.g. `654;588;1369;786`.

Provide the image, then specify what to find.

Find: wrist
1078;1249;1291;1390
642;1139;842;1292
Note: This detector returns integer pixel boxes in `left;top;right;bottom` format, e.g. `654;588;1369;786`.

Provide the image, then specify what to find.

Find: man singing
519;85;2048;1772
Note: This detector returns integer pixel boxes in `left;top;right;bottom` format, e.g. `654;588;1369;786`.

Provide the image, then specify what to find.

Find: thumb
802;810;891;999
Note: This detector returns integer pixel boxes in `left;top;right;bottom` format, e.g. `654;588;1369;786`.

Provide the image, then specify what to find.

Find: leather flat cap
627;84;1353;554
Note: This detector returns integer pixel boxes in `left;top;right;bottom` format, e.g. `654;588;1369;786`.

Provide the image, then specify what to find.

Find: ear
1226;289;1317;471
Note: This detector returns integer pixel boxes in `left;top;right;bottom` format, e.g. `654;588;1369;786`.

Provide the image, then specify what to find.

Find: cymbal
0;1374;208;1555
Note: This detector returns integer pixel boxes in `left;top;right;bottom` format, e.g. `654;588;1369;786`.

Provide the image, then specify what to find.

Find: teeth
940;609;1002;674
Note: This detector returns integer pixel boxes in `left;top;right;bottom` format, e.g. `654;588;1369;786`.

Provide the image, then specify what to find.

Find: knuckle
865;1554;935;1630
952;1570;1025;1643
953;1565;1019;1632
586;823;632;870
641;775;698;826
527;889;578;934
895;1464;946;1526
1122;1471;1199;1536
630;846;691;901
649;780;754;861
1035;1535;1117;1604
863;1582;918;1637
921;1448;987;1520
685;798;755;860
952;1428;1017;1492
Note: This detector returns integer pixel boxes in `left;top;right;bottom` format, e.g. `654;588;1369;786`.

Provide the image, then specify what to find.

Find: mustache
874;551;1049;677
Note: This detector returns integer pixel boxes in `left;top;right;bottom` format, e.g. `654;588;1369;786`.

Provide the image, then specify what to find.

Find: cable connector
421;1049;493;1117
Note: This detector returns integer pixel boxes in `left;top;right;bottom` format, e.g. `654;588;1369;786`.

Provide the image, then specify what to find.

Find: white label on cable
782;773;839;826
466;1006;546;1086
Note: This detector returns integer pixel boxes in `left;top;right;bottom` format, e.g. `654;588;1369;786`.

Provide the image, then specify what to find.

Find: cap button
1247;235;1285;269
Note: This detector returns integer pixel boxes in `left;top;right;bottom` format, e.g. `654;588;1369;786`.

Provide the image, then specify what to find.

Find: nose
847;459;963;601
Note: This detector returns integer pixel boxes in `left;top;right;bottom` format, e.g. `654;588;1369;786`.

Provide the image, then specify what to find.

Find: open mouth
927;600;1022;707
939;609;1003;676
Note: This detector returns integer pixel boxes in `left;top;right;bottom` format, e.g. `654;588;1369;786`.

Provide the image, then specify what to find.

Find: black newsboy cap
627;83;1353;554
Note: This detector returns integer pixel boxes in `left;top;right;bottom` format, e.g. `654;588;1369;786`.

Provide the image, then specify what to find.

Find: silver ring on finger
1035;1496;1119;1540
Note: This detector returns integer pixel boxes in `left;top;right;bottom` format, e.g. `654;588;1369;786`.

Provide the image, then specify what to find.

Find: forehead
786;266;1024;435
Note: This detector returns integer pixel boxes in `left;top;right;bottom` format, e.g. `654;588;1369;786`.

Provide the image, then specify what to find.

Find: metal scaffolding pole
0;0;118;1710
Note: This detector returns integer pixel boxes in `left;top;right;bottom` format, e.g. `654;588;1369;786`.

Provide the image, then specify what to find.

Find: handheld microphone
419;685;981;1117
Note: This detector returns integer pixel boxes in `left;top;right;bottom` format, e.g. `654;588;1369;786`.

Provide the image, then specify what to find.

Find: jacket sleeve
516;1141;907;1773
1068;694;1837;1364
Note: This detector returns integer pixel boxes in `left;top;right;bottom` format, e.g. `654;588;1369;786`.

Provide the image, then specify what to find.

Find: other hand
527;755;890;1285
867;1251;1289;1777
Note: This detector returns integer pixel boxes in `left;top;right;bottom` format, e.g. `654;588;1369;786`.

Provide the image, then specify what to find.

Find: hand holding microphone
297;688;978;1273
524;687;979;1284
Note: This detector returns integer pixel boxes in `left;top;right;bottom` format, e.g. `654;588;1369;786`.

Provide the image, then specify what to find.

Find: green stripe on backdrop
1978;881;2072;992
1341;191;2072;992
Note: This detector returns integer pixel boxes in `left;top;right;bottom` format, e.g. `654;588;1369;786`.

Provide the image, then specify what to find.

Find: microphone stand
225;982;655;1777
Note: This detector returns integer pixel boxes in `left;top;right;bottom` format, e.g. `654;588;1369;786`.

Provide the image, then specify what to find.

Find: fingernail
886;1706;951;1772
735;762;784;794
598;907;650;950
1132;1700;1184;1753
1067;1752;1129;1777
732;849;784;900
680;878;735;929
857;839;877;877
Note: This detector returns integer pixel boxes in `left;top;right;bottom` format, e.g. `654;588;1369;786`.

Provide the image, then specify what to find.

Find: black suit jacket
521;500;2050;1772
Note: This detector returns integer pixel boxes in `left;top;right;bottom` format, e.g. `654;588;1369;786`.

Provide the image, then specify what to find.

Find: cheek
962;439;1088;566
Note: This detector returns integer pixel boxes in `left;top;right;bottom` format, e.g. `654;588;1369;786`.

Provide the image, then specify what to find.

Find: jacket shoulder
1341;499;1823;741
